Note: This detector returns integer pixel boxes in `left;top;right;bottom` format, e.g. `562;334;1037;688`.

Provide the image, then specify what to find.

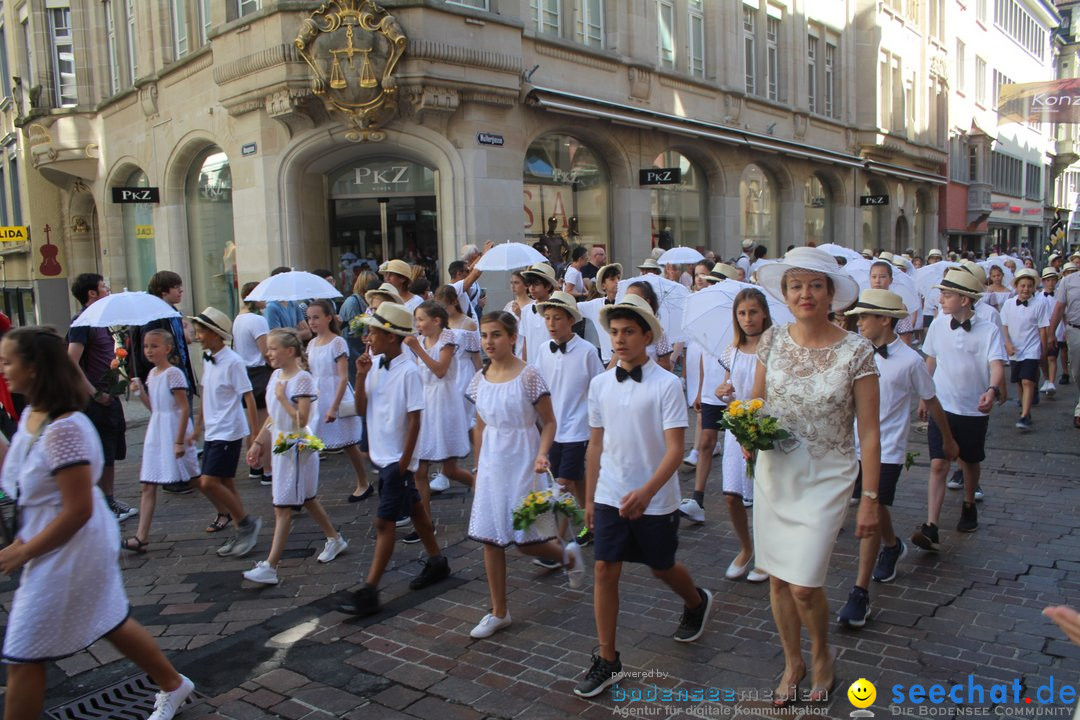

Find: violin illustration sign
38;223;63;278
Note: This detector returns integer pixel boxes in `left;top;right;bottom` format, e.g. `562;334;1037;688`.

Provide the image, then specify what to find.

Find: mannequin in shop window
540;216;569;274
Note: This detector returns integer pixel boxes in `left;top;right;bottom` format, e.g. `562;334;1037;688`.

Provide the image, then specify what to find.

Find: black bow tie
950;317;972;332
1017;298;1029;307
1045;291;1055;297
615;364;643;383
873;344;889;359
203;351;216;364
532;304;538;314
379;356;391;370
604;298;615;305
549;340;569;354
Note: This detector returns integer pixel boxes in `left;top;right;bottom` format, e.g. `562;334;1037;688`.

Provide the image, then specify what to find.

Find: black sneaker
946;470;964;490
248;467;264;482
261;475;273;487
910;523;940;552
576;528;594;547
401;531;421;544
1061;374;1071;385
573;652;623;698
673;587;713;643
409;555;450;590
837;586;870;628
338;585;380;617
108;499;138;522
161;481;193;495
957;502;978;533
872;539;907;583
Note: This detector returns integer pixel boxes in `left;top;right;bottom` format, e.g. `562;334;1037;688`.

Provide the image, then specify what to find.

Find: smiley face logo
848;678;876;708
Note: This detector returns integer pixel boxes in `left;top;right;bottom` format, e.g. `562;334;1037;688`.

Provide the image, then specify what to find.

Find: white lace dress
684;340;704;408
141;366;199;484
451;327;482;429
307;335;363;449
266;370;320;507
720;346;756;500
416;329;470;462
466;365;557;547
753;325;878;587
1;412;129;662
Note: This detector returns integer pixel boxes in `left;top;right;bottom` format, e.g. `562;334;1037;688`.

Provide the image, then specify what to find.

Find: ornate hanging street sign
295;0;407;142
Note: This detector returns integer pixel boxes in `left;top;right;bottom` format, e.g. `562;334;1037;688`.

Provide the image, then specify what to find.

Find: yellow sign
0;226;29;242
135;225;154;239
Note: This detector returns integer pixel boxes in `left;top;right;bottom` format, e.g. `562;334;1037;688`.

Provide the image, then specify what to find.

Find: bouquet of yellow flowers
273;430;326;456
512;486;585;531
717;398;790;479
347;314;368;338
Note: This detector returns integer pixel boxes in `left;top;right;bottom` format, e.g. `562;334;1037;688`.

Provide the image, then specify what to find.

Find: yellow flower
729;400;743;412
749;399;764;411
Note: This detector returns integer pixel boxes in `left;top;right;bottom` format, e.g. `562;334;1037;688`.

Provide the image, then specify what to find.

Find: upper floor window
976;0;988;24
172;0;189;58
105;0;119;94
955;39;965;93
447;0;488;8
531;0;560;36
198;0;211;45
48;5;77;107
688;0;704;78
576;0;603;48
808;25;838;119
236;0;260;17
743;6;756;95
975;56;987;106
766;16;779;100
994;0;1046;60
807;34;818;114
657;0;675;69
824;42;836;117
126;0;138;81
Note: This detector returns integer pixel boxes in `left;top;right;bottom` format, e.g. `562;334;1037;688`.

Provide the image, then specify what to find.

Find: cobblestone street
4;393;1080;719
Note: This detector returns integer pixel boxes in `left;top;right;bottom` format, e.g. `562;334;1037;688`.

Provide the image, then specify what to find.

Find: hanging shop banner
998;79;1080;123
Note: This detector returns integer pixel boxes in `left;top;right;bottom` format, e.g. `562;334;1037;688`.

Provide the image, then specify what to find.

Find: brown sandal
205;513;232;533
121;536;148;554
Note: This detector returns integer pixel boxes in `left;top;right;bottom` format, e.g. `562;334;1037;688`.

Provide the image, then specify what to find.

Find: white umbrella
70;292;181;328
473;242;547;272
616;274;691;343
979;257;1016;287
244;271;342;302
682;280;794;358
656;247;705;266
816;243;864;263
845;258;920;316
916;261;962;302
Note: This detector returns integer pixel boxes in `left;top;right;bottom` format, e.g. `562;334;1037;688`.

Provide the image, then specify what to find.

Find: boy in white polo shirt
838;290;958;629
536;292;605;548
520;263;557;366
913;269;1006;549
574;294;713;699
1038;267;1062;396
1000;269;1050;431
337;303;450;617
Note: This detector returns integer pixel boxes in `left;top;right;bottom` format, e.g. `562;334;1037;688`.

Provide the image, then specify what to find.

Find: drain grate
45;673;203;720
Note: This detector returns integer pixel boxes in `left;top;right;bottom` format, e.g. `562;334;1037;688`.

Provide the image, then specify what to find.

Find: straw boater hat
891;255;911;272
861;248;874;258
382;259;413;280
844;289;910;318
1048;253;1061;264
1041;267;1060;280
934;268;984;300
1012;268;1039;286
705;262;739;282
596;262;623;285
741;239;755;250
536;291;583;323
364;282;403;305
1063;264;1079;275
756;246;861;311
1071;249;1080;260
189;307;233;343
358;302;414;337
959;260;987;285
599;293;664;341
928;248;943;258
650;247;666;261
637;257;661;272
521;262;557;287
878;251;895;263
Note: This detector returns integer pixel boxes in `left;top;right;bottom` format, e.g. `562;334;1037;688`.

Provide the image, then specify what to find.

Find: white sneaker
242;560;279;585
469;611;512;639
712;444;722;457
563;541;586;589
317;535;348;563
682;449;699;467
679;498;705;523
429;472;451;493
395;516;413;528
148;675;195;720
1043;381;1057;397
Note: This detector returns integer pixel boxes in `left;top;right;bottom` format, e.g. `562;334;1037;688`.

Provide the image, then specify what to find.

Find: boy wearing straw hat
1000;268;1050;431
838;290;957;628
338;302;450;617
520;262;558;366
1038;267;1064;394
382;259;423;311
575;294;713;698
912;270;1006;549
189;307;263;558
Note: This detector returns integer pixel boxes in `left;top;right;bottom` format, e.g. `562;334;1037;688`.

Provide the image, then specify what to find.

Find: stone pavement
3;389;1080;720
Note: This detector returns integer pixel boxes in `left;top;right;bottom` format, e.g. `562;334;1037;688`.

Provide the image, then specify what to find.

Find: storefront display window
740;164;777;253
186;148;237;317
121;169;155;291
650;151;704;250
803;175;831;246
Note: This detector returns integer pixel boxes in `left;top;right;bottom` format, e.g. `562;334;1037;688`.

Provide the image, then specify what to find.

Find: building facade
1;0;958;326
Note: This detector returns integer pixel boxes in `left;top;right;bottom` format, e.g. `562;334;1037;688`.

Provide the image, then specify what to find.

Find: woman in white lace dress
0;327;194;720
751;248;881;706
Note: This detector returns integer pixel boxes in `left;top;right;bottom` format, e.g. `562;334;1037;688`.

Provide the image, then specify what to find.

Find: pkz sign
112;187;160;204
859;194;889;206
640;168;683;186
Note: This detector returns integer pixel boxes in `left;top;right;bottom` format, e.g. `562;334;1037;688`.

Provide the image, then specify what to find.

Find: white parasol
70;292;181;328
473;242;548;272
616;274;691;343
244;271;342;302
656;247;705;266
682;280;794;358
844;258;921;316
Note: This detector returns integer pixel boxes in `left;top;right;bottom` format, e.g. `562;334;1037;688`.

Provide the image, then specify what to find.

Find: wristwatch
986;386;1001;398
861;490;879;501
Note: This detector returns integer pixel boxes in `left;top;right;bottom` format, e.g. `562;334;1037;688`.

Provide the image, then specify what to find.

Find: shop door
331;195;438;281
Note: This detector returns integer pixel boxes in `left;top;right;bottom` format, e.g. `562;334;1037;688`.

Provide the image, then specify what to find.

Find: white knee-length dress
416;329;471;462
140;366;199;484
720;346;756;500
1;412;128;662
266;370;320;507
451;327;481;429
466;364;557;547
307;335;363;449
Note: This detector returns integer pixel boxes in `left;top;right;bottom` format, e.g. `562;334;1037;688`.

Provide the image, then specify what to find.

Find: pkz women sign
111;187;160;203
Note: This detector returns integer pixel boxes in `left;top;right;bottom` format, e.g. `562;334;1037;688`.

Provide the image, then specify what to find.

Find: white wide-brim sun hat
756;246;861;311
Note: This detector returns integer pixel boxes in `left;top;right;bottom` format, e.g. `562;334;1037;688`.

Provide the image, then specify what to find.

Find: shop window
122;169;156;292
523;134;610;259
186;148;237;317
649;151;704;250
739;164;777;255
804;175;831;246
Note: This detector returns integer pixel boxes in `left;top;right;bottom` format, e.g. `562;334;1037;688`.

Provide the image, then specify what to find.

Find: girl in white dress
243;329;347;586
305;300;372;503
715;289;771;583
124;330;199;554
403;302;474;527
465;311;584;639
435;285;483;428
0;327;194;720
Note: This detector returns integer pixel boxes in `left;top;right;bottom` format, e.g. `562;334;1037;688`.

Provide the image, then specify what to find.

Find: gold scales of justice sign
295;0;407;142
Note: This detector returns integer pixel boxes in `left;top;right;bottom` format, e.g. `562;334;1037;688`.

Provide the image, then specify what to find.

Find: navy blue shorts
593;504;680;571
359;415;369;453
85;397;127;466
700;403;726;432
928;412;988;464
1010;358;1040;384
853;462;903;506
376;462;421;521
550;440;587;483
201;439;243;479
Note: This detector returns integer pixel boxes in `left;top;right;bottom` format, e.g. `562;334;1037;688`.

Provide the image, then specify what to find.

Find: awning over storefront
526;87;948;183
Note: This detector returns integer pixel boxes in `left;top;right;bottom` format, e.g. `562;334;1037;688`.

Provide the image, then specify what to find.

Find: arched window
523;134;610;262
649;151;705;250
803;174;832;246
740;164;777;253
186;147;237;317
121;168;155;291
